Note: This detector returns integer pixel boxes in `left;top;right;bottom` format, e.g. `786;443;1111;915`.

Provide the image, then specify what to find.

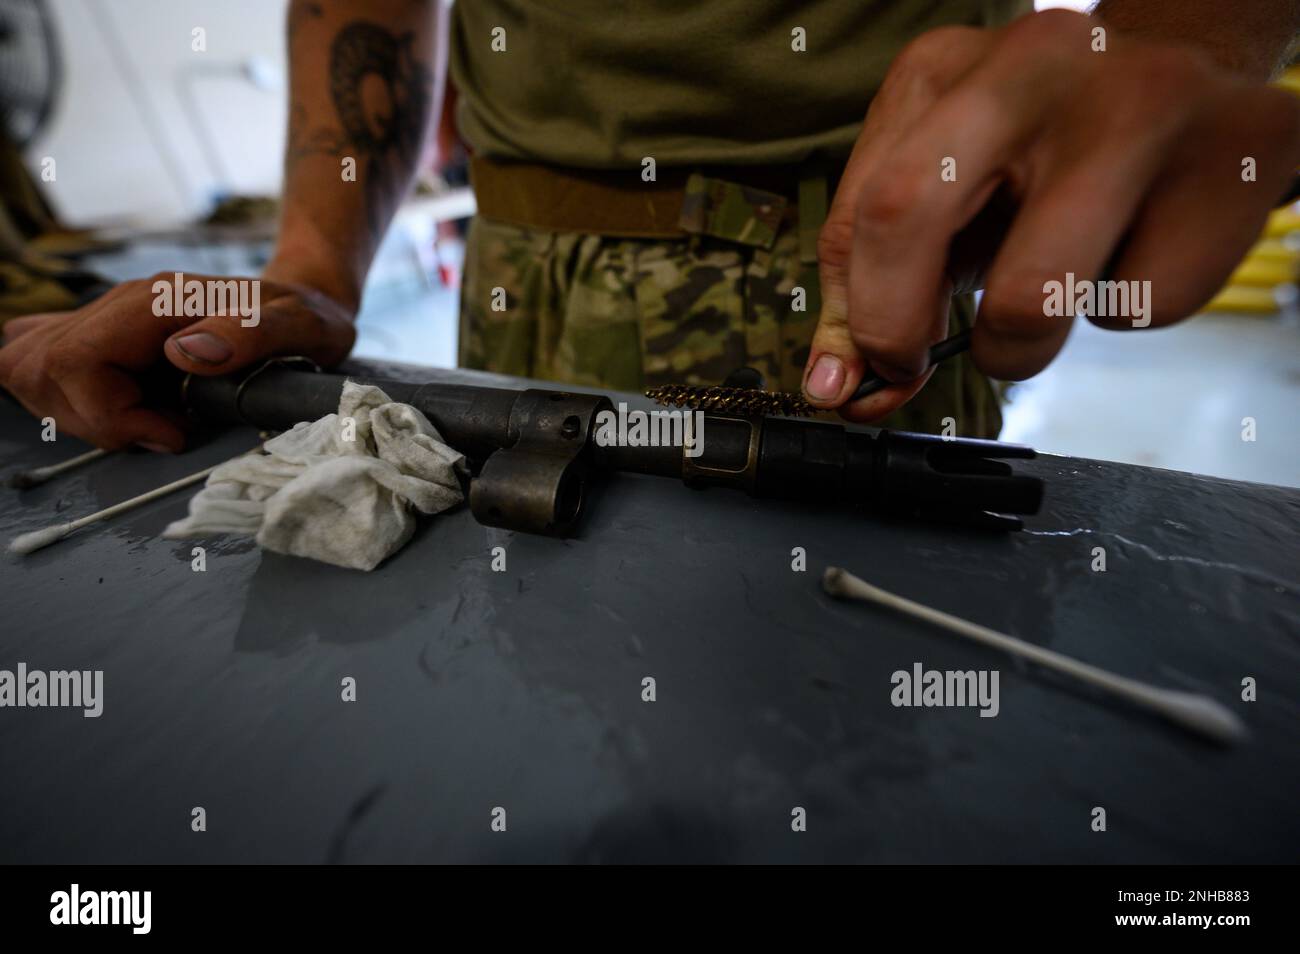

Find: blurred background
3;0;1297;486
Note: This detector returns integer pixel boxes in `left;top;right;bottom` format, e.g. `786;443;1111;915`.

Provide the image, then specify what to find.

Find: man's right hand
0;273;356;452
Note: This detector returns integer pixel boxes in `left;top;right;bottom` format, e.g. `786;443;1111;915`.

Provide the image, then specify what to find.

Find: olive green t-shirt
450;1;1031;169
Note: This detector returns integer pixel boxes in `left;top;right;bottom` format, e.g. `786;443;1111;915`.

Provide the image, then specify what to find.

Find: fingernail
172;332;232;364
137;442;175;454
805;353;845;401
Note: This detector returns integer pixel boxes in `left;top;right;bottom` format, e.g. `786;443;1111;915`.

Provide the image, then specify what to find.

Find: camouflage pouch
677;174;788;250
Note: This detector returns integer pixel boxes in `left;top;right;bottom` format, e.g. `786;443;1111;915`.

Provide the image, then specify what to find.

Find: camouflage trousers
458;214;1003;439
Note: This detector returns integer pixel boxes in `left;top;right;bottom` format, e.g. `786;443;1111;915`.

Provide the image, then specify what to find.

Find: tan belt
469;155;832;248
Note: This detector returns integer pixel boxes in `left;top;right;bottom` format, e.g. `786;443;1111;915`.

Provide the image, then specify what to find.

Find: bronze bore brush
645;383;817;417
647;330;971;417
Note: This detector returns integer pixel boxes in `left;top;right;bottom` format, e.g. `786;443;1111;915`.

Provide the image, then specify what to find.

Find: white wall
30;0;289;228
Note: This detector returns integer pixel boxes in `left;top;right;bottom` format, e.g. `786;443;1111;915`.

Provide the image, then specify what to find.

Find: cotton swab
822;566;1247;745
7;444;265;556
7;448;111;489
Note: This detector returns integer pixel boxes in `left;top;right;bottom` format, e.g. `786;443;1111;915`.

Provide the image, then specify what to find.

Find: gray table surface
1;362;1296;863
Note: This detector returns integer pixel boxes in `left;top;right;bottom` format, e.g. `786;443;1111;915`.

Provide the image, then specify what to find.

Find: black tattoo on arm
329;21;433;242
283;10;434;246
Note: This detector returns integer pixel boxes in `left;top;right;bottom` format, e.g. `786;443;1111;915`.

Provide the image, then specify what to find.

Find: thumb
163;289;354;376
802;219;868;409
802;216;933;423
802;122;919;418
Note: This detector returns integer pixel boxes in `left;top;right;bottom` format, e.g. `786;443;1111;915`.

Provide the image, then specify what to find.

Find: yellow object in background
1247;239;1298;263
1204;285;1290;314
1262;207;1300;240
1227;256;1297;288
1275;66;1300;97
1198;65;1300;314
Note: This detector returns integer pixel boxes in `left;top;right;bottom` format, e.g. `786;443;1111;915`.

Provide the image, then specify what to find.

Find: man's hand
803;9;1300;422
0;0;444;453
0;275;355;451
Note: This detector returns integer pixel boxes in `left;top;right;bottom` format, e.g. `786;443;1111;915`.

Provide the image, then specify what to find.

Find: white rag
164;380;468;570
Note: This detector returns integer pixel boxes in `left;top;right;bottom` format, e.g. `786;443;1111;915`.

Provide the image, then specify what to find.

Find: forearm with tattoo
269;0;443;312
